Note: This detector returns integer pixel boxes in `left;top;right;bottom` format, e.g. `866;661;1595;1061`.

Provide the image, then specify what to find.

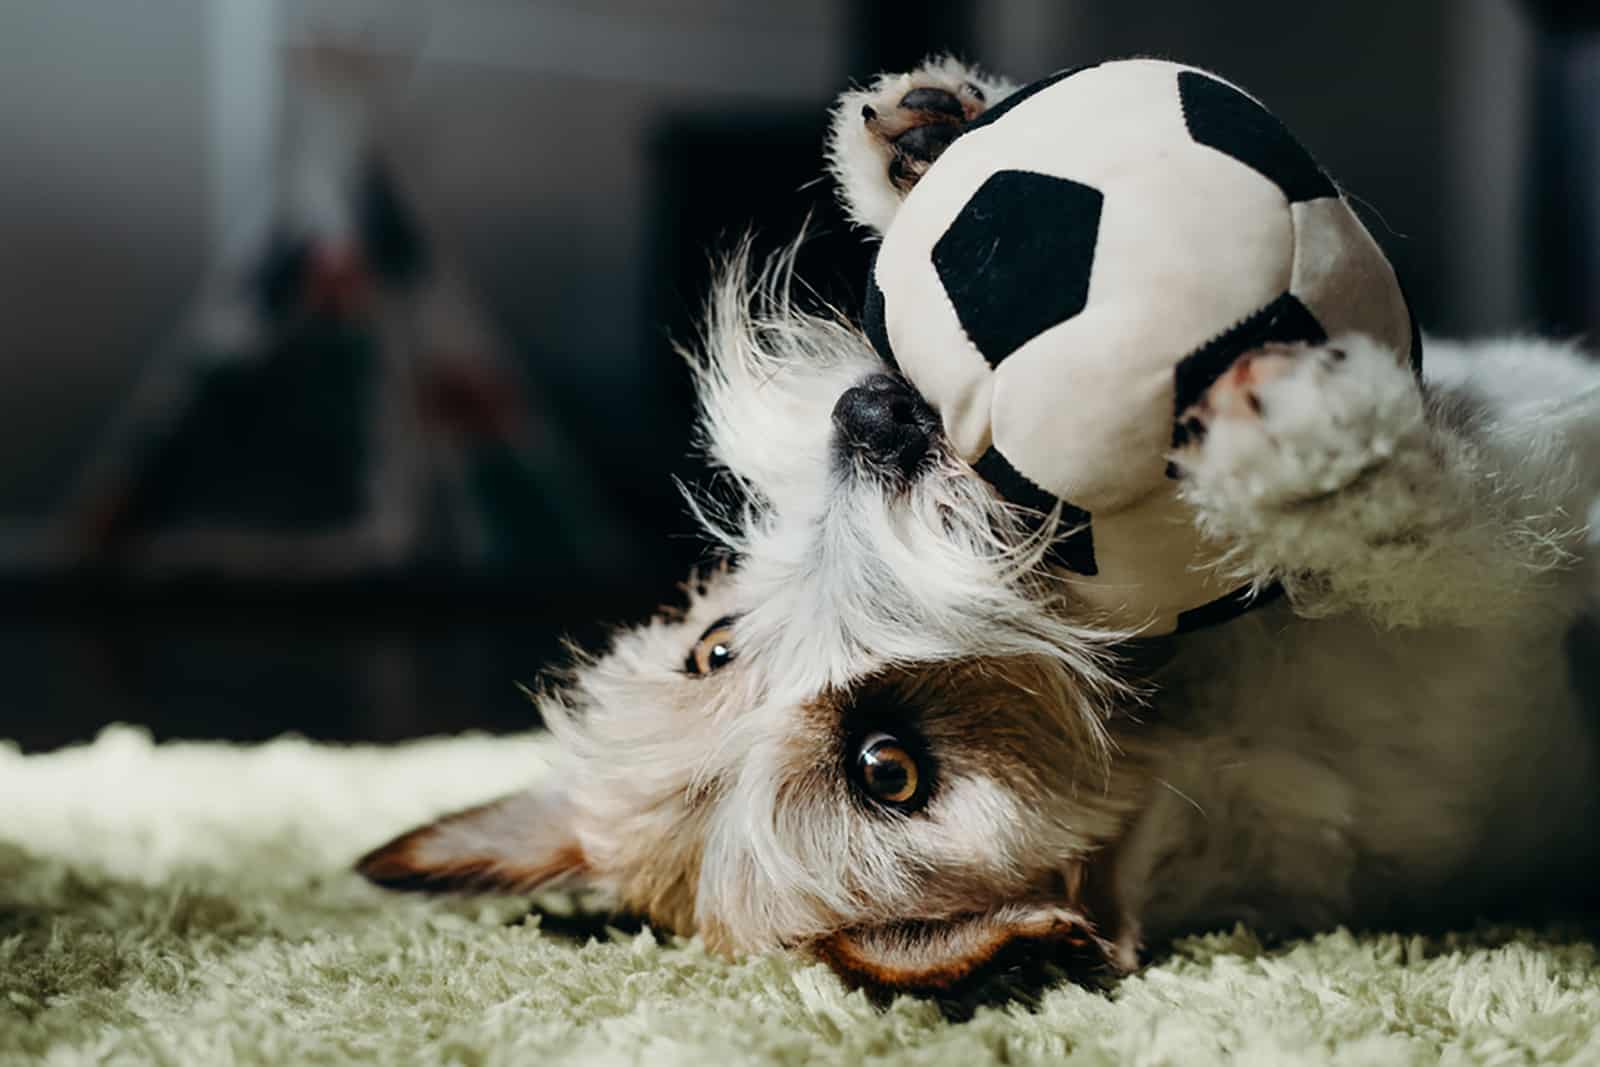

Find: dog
358;58;1600;1003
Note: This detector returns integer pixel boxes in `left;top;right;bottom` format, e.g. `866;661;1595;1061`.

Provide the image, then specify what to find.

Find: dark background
1;0;1596;751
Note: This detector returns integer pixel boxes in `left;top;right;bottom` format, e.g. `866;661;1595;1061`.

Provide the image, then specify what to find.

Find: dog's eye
854;732;924;809
685;616;737;676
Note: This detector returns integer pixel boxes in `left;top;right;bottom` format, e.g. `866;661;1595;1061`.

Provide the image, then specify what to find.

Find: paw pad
860;76;989;193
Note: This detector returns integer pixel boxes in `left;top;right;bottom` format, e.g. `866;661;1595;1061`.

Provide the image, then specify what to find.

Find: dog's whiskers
1156;778;1207;819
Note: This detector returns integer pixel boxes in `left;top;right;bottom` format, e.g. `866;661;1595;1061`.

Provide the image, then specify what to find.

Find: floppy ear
810;903;1132;1003
356;786;587;894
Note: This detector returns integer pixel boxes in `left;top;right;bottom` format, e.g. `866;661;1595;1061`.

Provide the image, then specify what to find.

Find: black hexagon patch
1178;71;1336;204
933;170;1103;368
862;254;898;370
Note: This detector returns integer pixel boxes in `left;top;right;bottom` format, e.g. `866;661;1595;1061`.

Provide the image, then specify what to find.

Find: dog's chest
1116;604;1600;938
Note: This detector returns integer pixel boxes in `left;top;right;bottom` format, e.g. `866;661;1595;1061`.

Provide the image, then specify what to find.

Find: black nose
831;373;941;478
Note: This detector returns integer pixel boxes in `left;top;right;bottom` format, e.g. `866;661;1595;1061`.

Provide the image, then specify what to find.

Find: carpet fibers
4;727;1599;1065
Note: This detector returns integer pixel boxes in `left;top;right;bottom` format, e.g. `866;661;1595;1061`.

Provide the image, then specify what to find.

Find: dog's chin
806;892;1140;1011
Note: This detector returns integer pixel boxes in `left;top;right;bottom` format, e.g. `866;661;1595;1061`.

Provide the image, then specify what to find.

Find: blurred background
1;0;1595;751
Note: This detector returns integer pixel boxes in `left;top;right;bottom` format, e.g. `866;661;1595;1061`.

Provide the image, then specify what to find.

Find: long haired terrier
359;59;1600;1003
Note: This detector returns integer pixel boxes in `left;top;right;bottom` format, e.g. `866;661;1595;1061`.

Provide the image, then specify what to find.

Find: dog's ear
810;903;1133;1001
356;786;588;894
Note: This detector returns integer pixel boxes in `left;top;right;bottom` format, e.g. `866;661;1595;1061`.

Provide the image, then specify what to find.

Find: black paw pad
889;123;966;190
1172;414;1208;449
893;122;964;164
899;87;964;118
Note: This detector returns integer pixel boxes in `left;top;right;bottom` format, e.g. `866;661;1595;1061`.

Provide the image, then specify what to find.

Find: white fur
1174;335;1594;627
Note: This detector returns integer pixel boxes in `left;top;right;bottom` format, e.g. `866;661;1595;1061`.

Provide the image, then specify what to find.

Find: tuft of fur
1173;335;1595;628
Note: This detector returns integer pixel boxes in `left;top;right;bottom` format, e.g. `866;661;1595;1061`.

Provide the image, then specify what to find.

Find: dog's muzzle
831;372;941;480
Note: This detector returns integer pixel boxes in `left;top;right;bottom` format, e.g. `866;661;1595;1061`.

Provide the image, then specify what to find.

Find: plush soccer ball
863;58;1419;634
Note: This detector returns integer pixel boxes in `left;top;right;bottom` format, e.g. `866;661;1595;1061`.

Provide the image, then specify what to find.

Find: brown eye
685;616;737;676
855;731;923;808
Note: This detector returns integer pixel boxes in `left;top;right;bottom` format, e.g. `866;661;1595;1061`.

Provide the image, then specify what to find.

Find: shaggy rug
4;727;1599;1066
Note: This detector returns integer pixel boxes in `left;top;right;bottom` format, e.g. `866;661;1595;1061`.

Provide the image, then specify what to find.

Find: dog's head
358;251;1147;998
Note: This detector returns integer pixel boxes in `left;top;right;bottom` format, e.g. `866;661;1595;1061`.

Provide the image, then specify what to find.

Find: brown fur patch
611;836;705;936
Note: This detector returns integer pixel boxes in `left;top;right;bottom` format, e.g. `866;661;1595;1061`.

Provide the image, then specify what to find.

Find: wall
0;1;849;525
0;2;209;517
0;0;1554;525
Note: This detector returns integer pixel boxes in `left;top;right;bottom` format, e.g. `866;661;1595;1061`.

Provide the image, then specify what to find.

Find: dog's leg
1171;334;1600;628
826;57;1014;234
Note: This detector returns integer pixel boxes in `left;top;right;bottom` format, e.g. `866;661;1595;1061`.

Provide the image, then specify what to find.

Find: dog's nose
831;373;941;478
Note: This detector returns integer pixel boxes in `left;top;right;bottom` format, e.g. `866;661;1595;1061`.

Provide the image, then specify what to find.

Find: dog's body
360;60;1600;999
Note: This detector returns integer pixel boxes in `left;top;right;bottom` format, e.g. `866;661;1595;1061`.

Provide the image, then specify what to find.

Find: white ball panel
1290;198;1413;362
989;303;1186;510
1071;490;1236;633
986;156;1291;510
954;61;1199;179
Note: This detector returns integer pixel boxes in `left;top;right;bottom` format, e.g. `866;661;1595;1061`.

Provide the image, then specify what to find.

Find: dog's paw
827;57;1014;233
861;75;988;195
1171;335;1426;511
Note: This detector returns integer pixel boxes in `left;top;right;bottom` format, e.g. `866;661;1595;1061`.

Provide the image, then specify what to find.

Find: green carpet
4;727;1599;1065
